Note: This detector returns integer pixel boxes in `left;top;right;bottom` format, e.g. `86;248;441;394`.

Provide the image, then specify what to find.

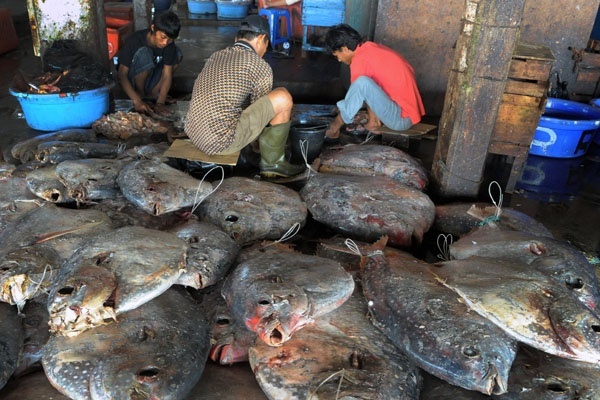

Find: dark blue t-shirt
117;29;178;68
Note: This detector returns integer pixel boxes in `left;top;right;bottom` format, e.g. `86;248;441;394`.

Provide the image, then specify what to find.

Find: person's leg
128;47;155;97
337;76;412;132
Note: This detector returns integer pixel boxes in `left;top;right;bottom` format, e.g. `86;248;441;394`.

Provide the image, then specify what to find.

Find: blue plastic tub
10;85;111;131
215;0;251;19
187;0;217;14
588;98;600;145
529;98;600;158
516;154;587;200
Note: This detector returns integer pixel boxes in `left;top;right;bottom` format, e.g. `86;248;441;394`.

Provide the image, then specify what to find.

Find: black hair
324;24;365;53
236;30;268;43
153;10;181;40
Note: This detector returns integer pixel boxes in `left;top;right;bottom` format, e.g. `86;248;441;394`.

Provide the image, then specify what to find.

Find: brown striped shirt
185;41;273;155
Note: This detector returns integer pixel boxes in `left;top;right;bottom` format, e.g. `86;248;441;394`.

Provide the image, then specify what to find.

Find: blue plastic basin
10;85;111;132
215;1;251;19
529;98;600;158
187;0;217;14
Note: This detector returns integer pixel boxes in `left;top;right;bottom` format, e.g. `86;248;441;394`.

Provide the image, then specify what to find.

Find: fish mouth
256;317;290;347
209;343;234;365
486;363;507;395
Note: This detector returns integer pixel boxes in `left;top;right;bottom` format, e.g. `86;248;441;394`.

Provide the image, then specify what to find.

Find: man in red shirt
324;24;425;139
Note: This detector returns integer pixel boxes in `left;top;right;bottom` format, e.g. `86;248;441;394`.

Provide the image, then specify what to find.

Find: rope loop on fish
299;139;319;178
436;233;453;261
344;238;362;256
266;222;301;246
359;132;375;145
190;165;225;214
487;180;503;220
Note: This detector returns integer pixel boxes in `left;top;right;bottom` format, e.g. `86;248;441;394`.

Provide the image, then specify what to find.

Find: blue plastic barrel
529;98;600;158
588;98;600;146
10;85;111;132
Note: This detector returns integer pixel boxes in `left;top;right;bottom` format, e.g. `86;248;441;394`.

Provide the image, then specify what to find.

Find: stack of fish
0;124;599;400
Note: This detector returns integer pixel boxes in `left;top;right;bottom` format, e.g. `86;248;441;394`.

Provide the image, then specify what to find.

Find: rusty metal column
26;0;109;71
430;0;525;198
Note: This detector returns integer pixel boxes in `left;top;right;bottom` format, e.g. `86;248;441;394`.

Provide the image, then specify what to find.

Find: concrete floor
0;2;599;398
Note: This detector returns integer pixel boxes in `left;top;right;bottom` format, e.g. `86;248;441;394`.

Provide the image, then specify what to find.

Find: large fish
222;249;355;346
117;158;213;216
249;290;422;399
47;225;188;336
55;158;127;203
0;302;23;390
195;283;257;365
492;345;600;399
11;128;98;163
431;256;600;363
0;244;61;310
42;287;210;400
360;239;517;395
35;140;124;165
318;143;429;190
0;203;114;261
196;176;308;244
300;173;435;247
168;219;240;289
449;225;600;310
433;202;554;238
25;165;73;203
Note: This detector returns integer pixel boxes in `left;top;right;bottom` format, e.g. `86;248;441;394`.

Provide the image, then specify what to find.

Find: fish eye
225;215;238;222
257;298;271;306
592;324;600;333
462;345;480;358
216;317;230;326
58;286;75;295
544;380;568;394
136;366;160;383
564;275;584;290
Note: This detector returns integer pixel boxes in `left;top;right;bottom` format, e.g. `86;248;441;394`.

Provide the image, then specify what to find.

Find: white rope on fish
359;131;376;145
299;139;318;179
265;222;301;246
488;180;503;220
436;233;453;261
190;165;225;214
344;238;362;256
309;368;357;400
27;263;53;297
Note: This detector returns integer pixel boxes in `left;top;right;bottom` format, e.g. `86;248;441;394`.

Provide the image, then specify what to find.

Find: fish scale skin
318;144;429;190
434;256;600;364
360;248;517;395
300;174;435;248
0;303;23;391
223;251;354;347
249;293;422;399
42;287;210;400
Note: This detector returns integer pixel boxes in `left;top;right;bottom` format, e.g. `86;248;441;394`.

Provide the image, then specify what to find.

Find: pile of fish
1;124;599;400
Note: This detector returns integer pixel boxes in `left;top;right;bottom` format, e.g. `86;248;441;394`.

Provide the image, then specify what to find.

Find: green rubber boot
259;121;306;178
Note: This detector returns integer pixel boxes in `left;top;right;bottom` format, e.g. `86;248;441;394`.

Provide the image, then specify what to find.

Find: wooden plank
508;58;553;81
576;68;600;82
504;80;548;97
513;42;555;61
376;122;437;137
581;51;600;68
500;93;545;107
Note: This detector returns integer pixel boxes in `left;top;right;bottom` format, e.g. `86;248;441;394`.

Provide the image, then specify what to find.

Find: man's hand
133;99;154;114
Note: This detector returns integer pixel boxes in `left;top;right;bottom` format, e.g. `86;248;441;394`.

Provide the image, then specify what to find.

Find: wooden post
430;0;525;198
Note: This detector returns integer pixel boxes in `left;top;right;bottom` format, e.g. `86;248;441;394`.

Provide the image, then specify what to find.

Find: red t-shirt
351;42;425;124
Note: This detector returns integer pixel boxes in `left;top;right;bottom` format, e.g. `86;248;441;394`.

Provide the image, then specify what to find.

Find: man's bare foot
326;114;344;139
364;119;382;132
